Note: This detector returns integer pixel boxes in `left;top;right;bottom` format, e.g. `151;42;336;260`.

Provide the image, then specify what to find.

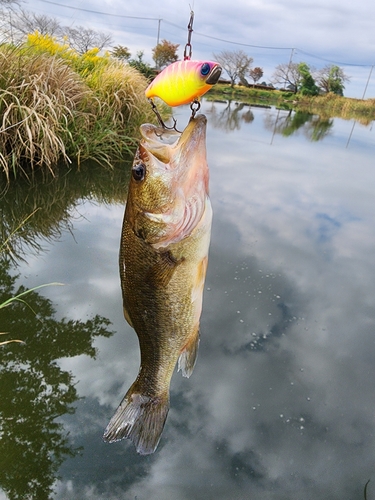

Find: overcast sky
29;0;375;98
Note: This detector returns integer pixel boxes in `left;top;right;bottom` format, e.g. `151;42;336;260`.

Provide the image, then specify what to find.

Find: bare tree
0;0;20;5
272;62;302;92
213;49;253;87
1;5;112;54
65;26;112;54
5;8;62;42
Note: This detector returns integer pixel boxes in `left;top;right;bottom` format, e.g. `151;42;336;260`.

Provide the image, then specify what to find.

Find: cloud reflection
9;102;375;499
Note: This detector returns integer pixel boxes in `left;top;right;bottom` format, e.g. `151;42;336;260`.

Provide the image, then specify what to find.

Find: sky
27;0;375;98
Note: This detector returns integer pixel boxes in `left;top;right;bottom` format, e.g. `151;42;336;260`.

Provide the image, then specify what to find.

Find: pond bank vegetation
0;33;156;182
207;84;375;125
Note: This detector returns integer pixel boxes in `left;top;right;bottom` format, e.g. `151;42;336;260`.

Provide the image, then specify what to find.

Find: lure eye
200;63;211;76
132;163;146;181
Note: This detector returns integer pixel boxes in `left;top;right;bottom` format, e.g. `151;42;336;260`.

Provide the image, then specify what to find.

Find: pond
1;99;375;500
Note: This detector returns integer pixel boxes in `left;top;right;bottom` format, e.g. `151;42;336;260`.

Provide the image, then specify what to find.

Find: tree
272;61;319;94
128;51;155;79
213;49;253;87
272;62;302;92
152;39;179;69
3;9;62;43
298;62;319;95
65;26;112;54
1;8;113;53
111;45;131;62
249;67;264;85
315;65;350;96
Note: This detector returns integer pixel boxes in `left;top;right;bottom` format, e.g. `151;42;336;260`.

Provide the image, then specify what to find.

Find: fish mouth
139;114;207;164
177;114;207;152
206;65;222;85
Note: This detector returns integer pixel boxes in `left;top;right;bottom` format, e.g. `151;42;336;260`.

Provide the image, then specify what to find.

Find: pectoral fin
123;306;134;328
148;250;184;288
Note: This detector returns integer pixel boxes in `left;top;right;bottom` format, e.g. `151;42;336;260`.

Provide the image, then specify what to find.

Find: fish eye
132;163;146;181
200;63;211;76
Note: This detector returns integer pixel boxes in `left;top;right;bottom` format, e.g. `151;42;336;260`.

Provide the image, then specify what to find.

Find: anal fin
177;329;200;378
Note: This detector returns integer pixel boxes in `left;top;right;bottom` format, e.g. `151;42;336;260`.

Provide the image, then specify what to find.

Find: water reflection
0;160;131;264
0;259;113;499
265;109;334;141
206;100;255;131
205;99;335;142
0;100;374;499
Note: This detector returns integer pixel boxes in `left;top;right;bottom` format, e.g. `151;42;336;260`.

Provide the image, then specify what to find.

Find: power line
296;49;372;68
156;20;294;50
34;0;375;68
37;0;161;20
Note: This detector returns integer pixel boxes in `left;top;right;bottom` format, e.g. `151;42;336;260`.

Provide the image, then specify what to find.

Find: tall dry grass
70;62;154;165
0;36;156;181
290;93;375;125
0;45;90;179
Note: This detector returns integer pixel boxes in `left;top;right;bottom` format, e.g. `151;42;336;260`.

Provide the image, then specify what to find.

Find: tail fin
103;389;169;455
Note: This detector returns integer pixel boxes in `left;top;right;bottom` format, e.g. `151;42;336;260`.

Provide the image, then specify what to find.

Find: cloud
31;0;375;97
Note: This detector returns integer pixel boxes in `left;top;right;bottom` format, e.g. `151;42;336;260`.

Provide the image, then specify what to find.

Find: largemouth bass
145;60;222;106
103;114;212;455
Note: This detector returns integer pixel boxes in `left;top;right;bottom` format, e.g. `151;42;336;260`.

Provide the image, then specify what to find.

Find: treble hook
149;98;181;133
183;10;194;60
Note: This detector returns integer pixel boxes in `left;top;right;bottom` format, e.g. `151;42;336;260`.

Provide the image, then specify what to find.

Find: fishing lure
145;59;222;107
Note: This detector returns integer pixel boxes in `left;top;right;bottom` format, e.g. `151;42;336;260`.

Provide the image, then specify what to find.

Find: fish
103;114;212;455
145;60;222;107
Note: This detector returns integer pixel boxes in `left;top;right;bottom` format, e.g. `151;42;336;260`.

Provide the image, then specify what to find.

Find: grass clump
296;93;375;125
0;45;89;179
0;33;156;181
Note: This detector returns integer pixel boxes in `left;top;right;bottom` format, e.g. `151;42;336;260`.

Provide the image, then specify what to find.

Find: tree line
112;43;350;97
0;1;350;96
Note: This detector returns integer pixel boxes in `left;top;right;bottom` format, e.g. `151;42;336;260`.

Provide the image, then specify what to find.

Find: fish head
126;114;209;247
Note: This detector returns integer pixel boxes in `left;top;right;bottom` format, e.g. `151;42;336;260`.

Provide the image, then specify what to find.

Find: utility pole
362;65;374;100
285;48;295;90
157;19;161;47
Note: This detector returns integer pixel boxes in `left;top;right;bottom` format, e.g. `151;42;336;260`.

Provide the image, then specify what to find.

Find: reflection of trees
0;258;113;500
264;109;333;141
0;159;131;264
206;100;254;132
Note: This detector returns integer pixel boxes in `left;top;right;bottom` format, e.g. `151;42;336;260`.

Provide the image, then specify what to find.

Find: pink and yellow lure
145;60;222;107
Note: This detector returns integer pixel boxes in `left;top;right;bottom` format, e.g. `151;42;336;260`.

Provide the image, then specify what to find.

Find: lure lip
206;65;222;85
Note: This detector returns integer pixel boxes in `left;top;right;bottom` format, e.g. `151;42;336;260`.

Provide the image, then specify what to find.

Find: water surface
1;100;375;500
